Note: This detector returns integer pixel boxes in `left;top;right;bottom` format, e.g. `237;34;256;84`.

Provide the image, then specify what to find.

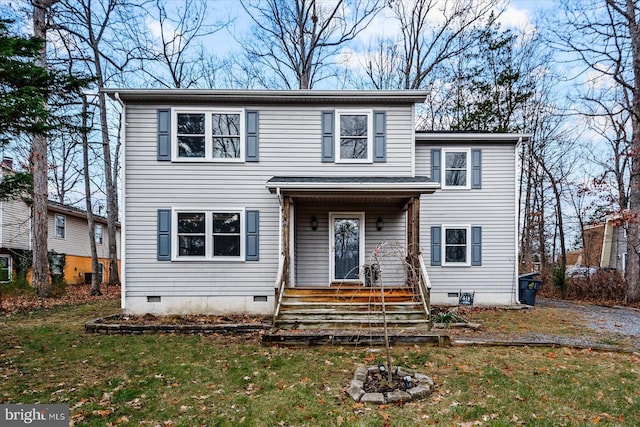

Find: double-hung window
95;224;104;244
55;214;66;239
443;148;471;189
336;110;372;163
443;225;470;266
175;209;243;260
174;109;244;161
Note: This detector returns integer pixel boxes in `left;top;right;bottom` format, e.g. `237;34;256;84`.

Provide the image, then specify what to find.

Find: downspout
514;136;523;304
114;92;126;310
276;187;282;257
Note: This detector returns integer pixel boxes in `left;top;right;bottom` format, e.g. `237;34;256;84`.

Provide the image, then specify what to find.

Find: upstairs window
443;149;470;189
212;114;241;158
174;109;244;161
55;214;66;239
336;110;372;163
95;224;104;244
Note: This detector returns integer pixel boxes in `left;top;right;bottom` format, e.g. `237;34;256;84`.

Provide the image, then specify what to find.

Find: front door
330;212;365;282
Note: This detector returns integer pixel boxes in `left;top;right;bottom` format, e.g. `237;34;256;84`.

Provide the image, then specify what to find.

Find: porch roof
266;176;439;196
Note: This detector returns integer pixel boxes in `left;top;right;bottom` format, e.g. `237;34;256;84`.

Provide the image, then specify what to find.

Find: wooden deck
274;286;430;330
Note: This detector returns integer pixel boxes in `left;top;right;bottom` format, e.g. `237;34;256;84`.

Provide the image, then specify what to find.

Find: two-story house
0;161;121;285
107;89;527;324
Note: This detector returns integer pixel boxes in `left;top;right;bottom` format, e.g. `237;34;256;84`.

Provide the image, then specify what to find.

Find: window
95;224;103;244
336;110;372;163
97;262;104;283
0;255;11;282
55;214;66;238
443;149;471;189
174;209;243;260
174;109;244;161
443;226;470;265
50;254;64;276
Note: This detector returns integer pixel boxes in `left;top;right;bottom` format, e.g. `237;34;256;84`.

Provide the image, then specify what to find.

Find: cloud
498;5;536;35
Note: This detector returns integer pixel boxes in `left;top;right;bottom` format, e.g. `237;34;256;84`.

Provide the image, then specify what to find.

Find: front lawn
1;301;639;426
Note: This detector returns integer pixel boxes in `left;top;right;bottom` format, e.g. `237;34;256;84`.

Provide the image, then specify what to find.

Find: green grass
1;301;639;426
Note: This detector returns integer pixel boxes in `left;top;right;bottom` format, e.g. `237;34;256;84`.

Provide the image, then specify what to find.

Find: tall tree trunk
89;34;119;286
624;0;640;302
82;95;101;296
32;0;54;298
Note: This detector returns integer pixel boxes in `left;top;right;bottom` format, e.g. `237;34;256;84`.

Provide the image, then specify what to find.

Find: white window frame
442;148;471;190
55;214;66;239
95;224;104;244
335;109;373;164
442;224;471;266
172;208;245;261
171;108;245;162
0;255;12;282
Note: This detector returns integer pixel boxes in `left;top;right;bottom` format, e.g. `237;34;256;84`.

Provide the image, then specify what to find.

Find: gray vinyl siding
294;205;406;287
417;142;517;296
0;200;31;250
124;103;415;298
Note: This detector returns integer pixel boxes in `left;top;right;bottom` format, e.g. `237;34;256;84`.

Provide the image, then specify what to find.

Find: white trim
329;212;366;283
116;92;126;310
416;132;531;141
411;104;416;177
289;203;295;287
171;107;245;162
441;148;471;190
441;224;471;267
514;138;521;304
171;207;246;261
335;109;373;164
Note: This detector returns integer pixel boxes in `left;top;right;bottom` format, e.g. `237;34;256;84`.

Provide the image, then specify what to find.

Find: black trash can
519;273;542;306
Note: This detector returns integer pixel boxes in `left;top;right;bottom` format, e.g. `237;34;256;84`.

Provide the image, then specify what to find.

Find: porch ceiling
266;176;439;202
291;194;411;208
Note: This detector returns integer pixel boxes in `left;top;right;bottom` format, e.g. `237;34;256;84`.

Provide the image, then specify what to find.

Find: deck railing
417;254;431;317
274;253;286;318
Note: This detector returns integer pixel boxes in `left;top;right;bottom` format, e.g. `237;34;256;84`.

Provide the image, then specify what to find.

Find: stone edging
85;314;272;334
347;365;434;404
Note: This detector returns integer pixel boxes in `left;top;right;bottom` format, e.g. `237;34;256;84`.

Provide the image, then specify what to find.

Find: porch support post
282;196;291;288
407;196;421;288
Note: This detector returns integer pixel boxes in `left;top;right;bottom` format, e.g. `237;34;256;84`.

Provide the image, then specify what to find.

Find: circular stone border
347;365;434;404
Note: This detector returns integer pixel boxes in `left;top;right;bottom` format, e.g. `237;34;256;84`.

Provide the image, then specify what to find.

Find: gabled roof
103;89;429;105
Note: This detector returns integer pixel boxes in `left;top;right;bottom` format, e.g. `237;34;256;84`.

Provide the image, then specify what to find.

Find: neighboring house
107;89;528;317
0;164;121;284
570;218;627;274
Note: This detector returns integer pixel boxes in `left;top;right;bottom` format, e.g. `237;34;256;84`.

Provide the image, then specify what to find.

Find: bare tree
51;0;144;286
551;0;640;302
354;0;502;91
32;0;57;298
240;0;383;89
138;0;229;88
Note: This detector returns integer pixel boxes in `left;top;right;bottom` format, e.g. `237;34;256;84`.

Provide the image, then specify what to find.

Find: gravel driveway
454;298;640;352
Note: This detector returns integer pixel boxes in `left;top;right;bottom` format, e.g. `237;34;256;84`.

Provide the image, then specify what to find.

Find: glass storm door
330;213;364;282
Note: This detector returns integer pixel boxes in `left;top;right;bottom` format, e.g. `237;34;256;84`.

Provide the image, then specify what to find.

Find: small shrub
552;264;567;298
432;310;467;324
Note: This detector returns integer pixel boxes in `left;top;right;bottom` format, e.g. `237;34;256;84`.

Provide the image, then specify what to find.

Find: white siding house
107;89;528;315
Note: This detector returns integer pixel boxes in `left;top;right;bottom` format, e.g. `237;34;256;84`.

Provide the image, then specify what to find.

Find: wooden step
274;318;432;330
277;311;426;321
279;302;424;312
